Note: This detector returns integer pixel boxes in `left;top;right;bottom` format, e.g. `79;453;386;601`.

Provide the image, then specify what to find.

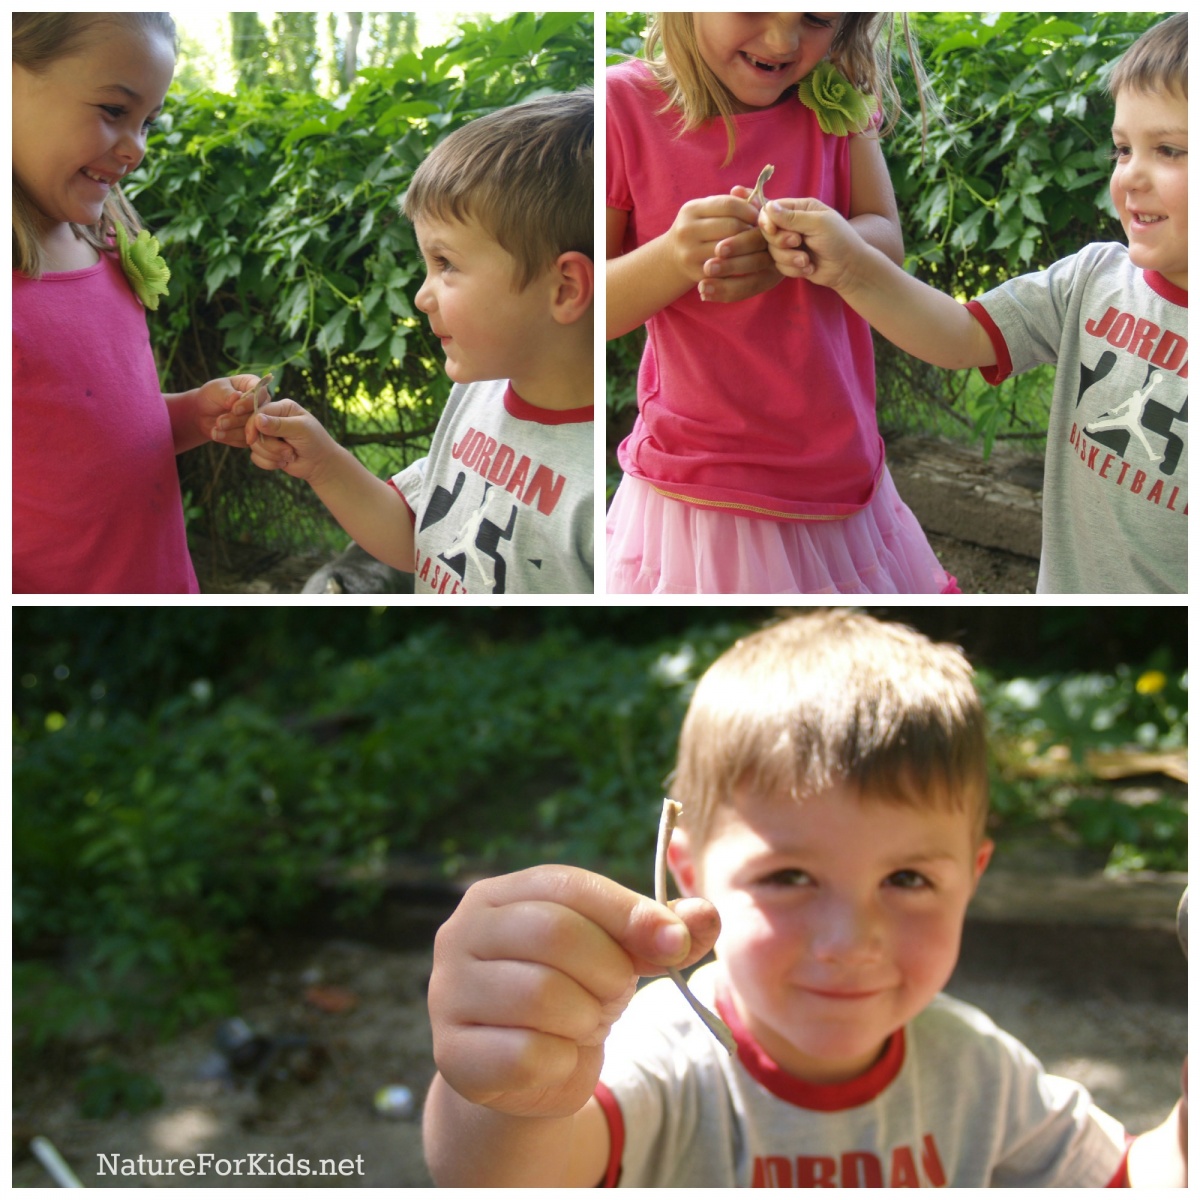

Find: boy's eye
886;869;931;890
761;868;812;887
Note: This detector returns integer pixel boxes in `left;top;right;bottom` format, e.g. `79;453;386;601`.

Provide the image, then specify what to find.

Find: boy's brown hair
1108;12;1187;99
671;610;990;847
402;88;593;290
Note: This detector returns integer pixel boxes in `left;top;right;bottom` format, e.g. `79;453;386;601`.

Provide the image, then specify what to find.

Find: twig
656;799;736;1056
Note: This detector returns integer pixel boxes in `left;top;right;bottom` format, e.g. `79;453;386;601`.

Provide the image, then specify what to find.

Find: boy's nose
414;277;435;313
810;900;882;963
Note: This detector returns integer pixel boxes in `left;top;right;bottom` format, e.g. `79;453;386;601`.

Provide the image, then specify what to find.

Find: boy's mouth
1129;210;1167;225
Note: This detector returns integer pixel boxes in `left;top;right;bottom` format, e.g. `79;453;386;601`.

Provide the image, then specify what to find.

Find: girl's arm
846;131;904;266
606;193;763;340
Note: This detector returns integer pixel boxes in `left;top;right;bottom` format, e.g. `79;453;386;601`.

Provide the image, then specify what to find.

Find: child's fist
428;864;720;1121
758;197;862;289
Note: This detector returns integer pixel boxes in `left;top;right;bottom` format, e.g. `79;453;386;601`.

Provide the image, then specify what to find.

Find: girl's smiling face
692;13;842;113
13;21;175;240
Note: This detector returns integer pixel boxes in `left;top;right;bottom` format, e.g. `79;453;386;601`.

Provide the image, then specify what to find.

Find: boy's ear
550;250;593;326
971;838;995;892
666;826;701;898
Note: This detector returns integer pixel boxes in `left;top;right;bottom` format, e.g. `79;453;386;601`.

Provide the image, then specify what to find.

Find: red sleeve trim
1106;1139;1133;1187
593;1082;624;1187
385;477;417;523
964;299;1013;385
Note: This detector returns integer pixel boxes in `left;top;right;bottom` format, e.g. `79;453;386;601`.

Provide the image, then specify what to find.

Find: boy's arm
423;865;720;1187
760;198;998;371
250;403;416;572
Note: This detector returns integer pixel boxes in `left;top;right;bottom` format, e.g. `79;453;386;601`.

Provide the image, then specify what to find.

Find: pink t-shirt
13;251;199;594
607;60;884;519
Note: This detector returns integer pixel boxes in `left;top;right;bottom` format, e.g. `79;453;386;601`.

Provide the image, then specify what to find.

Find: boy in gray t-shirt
240;90;594;594
759;14;1186;594
422;614;1187;1186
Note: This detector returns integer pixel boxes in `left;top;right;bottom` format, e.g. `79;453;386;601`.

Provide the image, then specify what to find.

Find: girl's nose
764;15;803;54
114;128;147;168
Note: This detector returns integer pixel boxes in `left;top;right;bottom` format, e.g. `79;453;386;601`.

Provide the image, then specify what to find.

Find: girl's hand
699;184;784;304
667;192;762;286
758;197;863;290
429;865;721;1121
201;374;262;447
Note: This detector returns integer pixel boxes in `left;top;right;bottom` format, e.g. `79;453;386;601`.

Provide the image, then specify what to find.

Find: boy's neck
510;343;593;411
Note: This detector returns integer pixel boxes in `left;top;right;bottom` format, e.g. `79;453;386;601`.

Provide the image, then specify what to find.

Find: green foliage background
14;608;1187;1058
605;11;1166;482
130;13;593;556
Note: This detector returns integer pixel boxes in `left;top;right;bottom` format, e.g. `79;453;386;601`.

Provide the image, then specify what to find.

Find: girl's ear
550;250;593;326
667;825;701;898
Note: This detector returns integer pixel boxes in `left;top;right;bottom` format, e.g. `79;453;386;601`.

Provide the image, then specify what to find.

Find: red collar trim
1143;270;1188;307
715;983;905;1111
503;383;593;425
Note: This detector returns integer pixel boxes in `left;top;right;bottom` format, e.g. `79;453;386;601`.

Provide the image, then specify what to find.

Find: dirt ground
13;878;1186;1189
193;435;1043;594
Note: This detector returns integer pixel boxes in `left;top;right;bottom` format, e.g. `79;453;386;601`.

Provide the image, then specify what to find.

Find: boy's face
413;214;556;387
1110;87;1188;289
670;784;992;1083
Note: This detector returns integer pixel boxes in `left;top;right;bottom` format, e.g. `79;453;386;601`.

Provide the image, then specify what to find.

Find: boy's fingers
468;866;705;973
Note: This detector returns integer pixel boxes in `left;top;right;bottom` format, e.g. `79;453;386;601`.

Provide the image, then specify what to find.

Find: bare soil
13;874;1186;1188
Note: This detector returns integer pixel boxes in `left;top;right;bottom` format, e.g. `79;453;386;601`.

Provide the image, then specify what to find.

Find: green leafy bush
15;614;1185;1051
128;13;593;553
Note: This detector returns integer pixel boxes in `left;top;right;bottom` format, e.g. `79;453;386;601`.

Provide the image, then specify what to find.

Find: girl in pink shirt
607;13;958;594
12;13;260;594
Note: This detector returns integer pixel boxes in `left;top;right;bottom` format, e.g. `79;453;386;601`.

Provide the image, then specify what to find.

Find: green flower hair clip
115;223;171;311
797;61;874;137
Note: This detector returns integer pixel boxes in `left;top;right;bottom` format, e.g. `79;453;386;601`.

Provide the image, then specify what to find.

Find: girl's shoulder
606;57;660;100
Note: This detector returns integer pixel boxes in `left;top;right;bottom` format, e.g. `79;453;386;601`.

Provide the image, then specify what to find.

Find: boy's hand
246;398;340;482
200;374;262;447
429;865;721;1122
759;197;864;290
699;184;783;304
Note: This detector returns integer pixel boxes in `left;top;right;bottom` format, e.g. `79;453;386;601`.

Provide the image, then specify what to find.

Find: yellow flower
796;61;874;137
1135;670;1168;695
115;223;171;311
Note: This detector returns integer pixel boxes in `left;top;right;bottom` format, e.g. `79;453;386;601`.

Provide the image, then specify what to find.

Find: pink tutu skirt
606;469;960;595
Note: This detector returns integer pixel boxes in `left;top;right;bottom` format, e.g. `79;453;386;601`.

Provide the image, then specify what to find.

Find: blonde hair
671;610;990;847
1108;12;1187;100
403;88;593;291
642;13;928;166
12;12;177;279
